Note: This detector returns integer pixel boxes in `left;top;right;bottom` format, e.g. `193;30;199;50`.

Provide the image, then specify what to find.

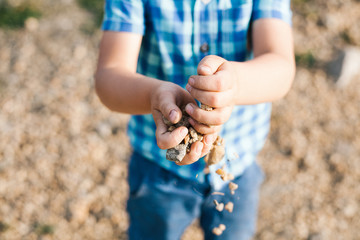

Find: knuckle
195;126;206;134
218;113;227;124
156;139;167;149
222;61;230;67
190;88;199;99
209;95;220;108
203;55;214;62
194;109;205;122
213;117;223;126
192;124;203;134
208;55;219;61
199;55;217;67
159;102;168;113
196;125;213;135
215;77;224;91
209;126;220;134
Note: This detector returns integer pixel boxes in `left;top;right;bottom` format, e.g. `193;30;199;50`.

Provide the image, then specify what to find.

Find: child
95;0;295;239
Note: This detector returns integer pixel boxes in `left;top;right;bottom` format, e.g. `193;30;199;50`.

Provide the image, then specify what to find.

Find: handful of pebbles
165;104;225;165
164;111;203;162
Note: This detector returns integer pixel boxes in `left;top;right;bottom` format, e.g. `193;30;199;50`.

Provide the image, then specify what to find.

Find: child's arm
95;32;156;113
95;31;216;164
184;18;295;133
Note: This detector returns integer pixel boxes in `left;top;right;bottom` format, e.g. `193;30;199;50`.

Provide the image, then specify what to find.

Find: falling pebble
219;224;226;231
211;192;225;196
229;182;238;194
216;203;224;212
225;202;234;213
212;227;222;236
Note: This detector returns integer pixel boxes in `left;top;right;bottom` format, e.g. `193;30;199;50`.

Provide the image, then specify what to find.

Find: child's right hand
150;81;217;165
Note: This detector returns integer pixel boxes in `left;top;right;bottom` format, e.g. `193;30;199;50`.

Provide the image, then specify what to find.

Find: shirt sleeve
252;0;292;26
102;0;146;35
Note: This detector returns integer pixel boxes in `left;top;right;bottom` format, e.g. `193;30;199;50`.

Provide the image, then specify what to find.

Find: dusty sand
0;1;360;239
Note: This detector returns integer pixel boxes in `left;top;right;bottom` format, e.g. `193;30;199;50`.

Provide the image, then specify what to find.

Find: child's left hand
185;55;237;134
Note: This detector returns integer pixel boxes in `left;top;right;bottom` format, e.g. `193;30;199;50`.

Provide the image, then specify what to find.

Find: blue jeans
127;152;264;240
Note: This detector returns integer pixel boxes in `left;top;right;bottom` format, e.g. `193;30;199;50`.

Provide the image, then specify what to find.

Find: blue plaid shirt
102;0;292;189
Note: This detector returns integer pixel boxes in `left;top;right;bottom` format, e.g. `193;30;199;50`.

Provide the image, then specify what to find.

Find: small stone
215;168;225;176
216;203;224;212
213;199;224;211
225;202;234;213
184;134;190;145
229;182;238;194
327;46;360;88
224;173;234;181
162;116;173;126
212;227;222;236
189;127;199;140
201;104;213;111
168;126;176;132
211;192;225;196
166;144;187;162
219;224;226;231
204;136;225;166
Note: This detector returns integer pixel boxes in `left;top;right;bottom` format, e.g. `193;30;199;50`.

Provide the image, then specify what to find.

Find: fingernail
189;77;195;85
186;84;192;92
200;65;211;74
180;128;188;137
169;110;178;122
205;135;214;145
185;104;194;115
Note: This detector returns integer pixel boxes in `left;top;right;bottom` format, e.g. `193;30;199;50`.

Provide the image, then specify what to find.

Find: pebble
25;17;39;32
327;46;360;88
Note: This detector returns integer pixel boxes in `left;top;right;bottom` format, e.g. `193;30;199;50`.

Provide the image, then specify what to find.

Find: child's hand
150;81;217;165
185;55;236;134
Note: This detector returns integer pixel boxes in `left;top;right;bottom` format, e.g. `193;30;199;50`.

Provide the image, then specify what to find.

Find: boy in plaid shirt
96;0;295;239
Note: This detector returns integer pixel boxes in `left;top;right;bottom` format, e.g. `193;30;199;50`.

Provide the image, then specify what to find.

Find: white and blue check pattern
102;0;292;189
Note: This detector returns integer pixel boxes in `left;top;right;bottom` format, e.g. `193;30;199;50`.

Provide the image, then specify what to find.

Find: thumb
197;55;226;76
158;94;182;124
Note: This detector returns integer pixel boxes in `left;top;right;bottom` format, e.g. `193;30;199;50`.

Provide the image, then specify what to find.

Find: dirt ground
0;1;360;239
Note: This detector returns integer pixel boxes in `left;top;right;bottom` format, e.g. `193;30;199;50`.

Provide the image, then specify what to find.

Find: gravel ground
0;1;359;239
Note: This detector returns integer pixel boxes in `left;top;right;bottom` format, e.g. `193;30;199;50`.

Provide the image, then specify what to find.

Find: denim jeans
127;151;264;240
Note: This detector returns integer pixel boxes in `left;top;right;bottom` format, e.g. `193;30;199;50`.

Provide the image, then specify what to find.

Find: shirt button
200;43;209;53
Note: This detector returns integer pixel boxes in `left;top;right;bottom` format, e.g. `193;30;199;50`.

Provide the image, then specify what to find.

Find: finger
157;93;183;124
186;84;232;108
188;118;221;135
197;55;226;76
185;103;232;126
156;126;188;149
153;110;188;149
176;141;204;166
200;133;218;157
188;72;230;92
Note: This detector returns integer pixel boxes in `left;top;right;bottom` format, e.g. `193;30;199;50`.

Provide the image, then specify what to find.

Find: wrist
229;61;247;105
